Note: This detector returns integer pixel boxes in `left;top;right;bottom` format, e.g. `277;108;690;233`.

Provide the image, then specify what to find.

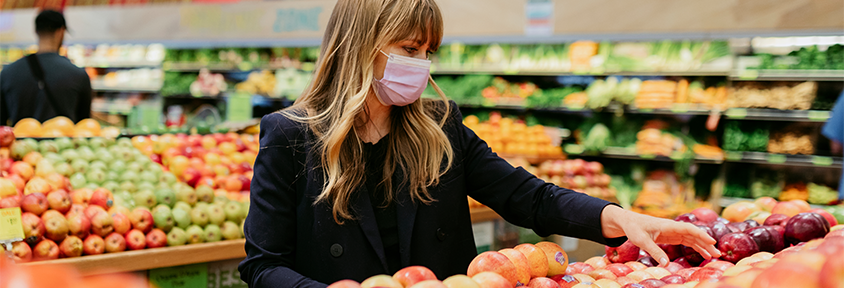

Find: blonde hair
282;0;453;224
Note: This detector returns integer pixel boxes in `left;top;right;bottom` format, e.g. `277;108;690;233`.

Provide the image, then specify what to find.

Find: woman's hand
601;205;721;266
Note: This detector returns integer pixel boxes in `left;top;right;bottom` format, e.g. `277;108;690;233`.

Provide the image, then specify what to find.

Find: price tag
563;144;584;155
149;263;208;288
726;108;748;119
162;62;172;71
670;103;690;113
766;154;787;164
566;105;585;111
669;152;686;161
637;108;654;113
503;68;519;75
0;207;24;242
237;62;253;71
807;110;830;121
639;154;656;159
226;93;253;122
738;70;759;80
811;156;833;166
300;62;315;72
725;151;743;161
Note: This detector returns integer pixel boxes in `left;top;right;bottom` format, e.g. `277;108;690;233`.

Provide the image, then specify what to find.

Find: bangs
385;0;444;52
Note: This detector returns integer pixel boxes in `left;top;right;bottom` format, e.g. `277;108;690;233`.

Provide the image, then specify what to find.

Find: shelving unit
92;84;163;93
730;69;844;81
432;68;730;77
719;197;831;210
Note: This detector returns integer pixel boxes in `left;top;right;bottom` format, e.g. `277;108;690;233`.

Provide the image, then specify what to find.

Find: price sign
807;110;830;121
503;68;520;75
738;70;759;80
226;93;253;122
563;144;584;155
639;154;656;159
669;152;686;161
725;151;743;161
566;105;585;111
811;156;833;166
670;103;690;113
0;207;24;242
726;108;748;119
766;154;787;164
149;263;208;288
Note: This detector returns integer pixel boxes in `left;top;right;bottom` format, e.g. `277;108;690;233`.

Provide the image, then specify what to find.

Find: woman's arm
238;113;327;288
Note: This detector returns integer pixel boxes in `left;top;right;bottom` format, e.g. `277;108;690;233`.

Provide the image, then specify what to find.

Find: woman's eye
404;47;417;54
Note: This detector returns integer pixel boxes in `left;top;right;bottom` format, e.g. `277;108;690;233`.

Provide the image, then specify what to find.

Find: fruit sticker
554;252;565;265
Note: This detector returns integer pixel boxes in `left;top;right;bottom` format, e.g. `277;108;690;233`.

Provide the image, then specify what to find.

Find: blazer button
436;228;447;241
330;243;343;257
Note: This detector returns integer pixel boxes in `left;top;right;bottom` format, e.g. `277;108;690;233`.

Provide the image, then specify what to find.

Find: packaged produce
728;81;818;110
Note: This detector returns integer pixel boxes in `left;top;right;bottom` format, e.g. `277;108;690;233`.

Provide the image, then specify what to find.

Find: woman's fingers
628;230;670;267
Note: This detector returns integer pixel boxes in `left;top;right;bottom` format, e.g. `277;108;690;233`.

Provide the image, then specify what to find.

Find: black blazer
238;101;625;288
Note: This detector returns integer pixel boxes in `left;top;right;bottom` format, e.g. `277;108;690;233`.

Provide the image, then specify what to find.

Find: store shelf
432;67;729;77
719;197;832;210
564;145;725;164
724;108;831;122
470;207;501;223
20;239;246;276
77;60;162;68
163;62;299;72
724;151;843;168
730;69;844;81
92;84;162;93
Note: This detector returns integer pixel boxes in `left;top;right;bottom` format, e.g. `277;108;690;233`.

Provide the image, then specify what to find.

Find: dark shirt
0;53;92;125
362;137;401;274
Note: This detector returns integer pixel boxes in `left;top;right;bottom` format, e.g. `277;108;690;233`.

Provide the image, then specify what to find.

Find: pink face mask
374;50;431;106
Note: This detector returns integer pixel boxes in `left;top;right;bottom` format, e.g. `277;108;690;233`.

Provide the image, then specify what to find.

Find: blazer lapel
395;184;417;268
354;186;390;273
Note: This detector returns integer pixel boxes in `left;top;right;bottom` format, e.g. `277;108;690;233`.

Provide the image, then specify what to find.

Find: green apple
173;201;192;213
88;137;107;149
72;137;88;148
89;160;107;172
137;182;155;192
103;137;116;147
176;186;198;206
156;182;171;191
118;149;135;163
54;162;74;177
85;169;107;185
61;149;80;162
69;172;87;189
85;183;99;190
139;171;158;184
10;141;35;160
207;203;226;226
119;181;137;193
241;201;250;216
116;137;133;149
160;172;177;185
221;221;242;240
109;160;127;174
102;181;120;193
70;159;89;174
240;219;245;236
147;163;163;177
105;171;120;182
108;146;122;158
22;138;38;149
55;137;73;151
213;196;229;205
166;227;187;246
155;188;176;208
204;224;222;242
77;146;95;162
190;206;209;227
172;208;191;229
224;201;243;222
185;225;205;244
120;171;139;183
195;185;214;203
126;162;143;174
152;204;174;232
115;190;132;203
38;140;59;154
134;190;157;208
194;202;210;211
42;152;64;165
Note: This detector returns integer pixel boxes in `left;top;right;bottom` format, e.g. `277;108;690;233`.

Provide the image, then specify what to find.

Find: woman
238;0;720;287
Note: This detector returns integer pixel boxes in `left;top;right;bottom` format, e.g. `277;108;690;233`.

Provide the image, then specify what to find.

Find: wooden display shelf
21;239;246;276
470;207;501;223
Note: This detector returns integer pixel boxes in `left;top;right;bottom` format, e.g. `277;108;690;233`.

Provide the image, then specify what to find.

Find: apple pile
130;133;258;201
327;241;571;288
463;113;563;158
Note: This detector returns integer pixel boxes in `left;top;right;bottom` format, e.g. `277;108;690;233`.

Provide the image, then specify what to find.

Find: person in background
822;92;843;199
0;10;92;126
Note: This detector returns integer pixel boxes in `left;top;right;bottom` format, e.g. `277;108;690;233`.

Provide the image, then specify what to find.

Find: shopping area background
0;1;843;288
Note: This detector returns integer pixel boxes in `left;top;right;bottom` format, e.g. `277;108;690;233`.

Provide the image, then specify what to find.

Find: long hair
282;0;453;224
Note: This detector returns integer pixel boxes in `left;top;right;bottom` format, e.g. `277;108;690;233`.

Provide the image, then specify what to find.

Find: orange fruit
42;116;75;136
41;128;67;137
75;119;101;136
13;118;42;137
73;129;95;137
101;127;120;139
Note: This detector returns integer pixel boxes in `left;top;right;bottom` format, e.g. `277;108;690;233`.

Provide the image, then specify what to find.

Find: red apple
744;226;785;253
657;244;683;261
709;223;731;244
819;250;844;288
687;267;722;282
182;167;202;187
83;235;105;255
719;232;759;263
91;212;114;237
66;204;86;218
664;262;684;274
660;275;684;284
59;235;83;258
692;208;719;224
615;276;635;287
527;277;561;288
22;212;45;245
607;240;640;263
588;269;617;281
671;257;692;269
467;251;518;287
808;208;838;226
637;256;658;267
129;208;154;233
0;195;21;208
125;229;146;250
535;242;569;277
674;213;697;223
89;188;113;209
0;126;15;147
67;213;91;239
515;243;551;279
625;261;648;271
103;232;126;253
21;192;49;215
393;266;437;287
84;205;107;220
470;272;511;288
703;260;734;272
550;275;580;288
70;188;92;204
146;229;167;248
638;279;667;288
237;174;251;191
43;214;69;242
111;212;132;234
675;268;699;280
605;263;634;277
784;212;830;246
328;280;362;288
681;246;704;266
569;262;595;274
46;189;71;213
32;239;60;261
12;241;32;263
498;248;531;286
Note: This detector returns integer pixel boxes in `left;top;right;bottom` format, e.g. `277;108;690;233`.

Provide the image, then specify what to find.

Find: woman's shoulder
258;109;310;147
423;99;463;124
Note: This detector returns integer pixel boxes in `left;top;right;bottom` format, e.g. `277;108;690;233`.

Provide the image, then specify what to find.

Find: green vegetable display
807;182;838;205
723;122;769;152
